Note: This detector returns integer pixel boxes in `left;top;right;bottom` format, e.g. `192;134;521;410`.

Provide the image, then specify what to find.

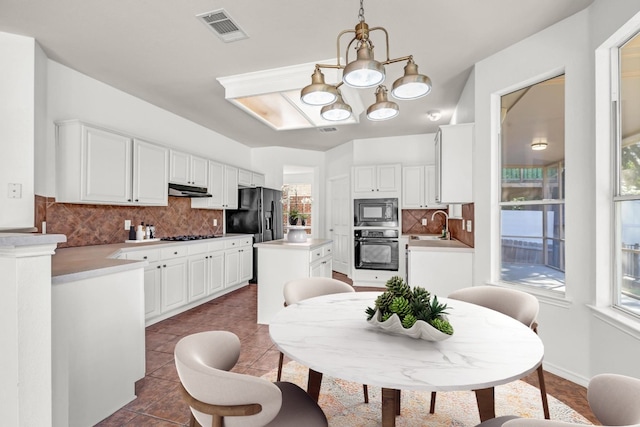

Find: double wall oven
353;198;399;271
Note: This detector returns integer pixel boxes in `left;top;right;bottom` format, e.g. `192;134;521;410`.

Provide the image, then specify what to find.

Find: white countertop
0;232;66;247
253;238;332;250
408;238;474;252
51;234;251;284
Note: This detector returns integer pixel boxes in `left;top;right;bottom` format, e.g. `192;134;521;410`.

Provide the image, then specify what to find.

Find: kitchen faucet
431;210;450;240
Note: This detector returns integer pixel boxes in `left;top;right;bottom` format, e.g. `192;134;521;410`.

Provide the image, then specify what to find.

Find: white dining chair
429;285;550;419
175;330;328;427
475;373;640;427
277;276;369;403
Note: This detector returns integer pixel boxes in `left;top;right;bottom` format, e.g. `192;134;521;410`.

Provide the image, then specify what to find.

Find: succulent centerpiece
365;276;454;340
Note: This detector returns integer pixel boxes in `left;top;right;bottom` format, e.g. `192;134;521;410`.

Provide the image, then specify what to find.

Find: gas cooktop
160;234;217;241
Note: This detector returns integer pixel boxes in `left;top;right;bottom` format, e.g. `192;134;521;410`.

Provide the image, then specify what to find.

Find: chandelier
300;0;432;121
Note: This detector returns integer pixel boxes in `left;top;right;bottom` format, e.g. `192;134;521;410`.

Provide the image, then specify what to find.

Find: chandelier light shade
321;92;353;121
366;86;399;121
391;59;432;100
300;68;338;106
300;0;432;122
342;39;386;88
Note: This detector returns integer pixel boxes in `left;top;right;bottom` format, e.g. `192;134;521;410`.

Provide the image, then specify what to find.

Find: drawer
225;237;252;249
208;240;225;252
160;245;188;259
309;247;324;263
323;244;333;257
188;243;209;256
125;249;160;262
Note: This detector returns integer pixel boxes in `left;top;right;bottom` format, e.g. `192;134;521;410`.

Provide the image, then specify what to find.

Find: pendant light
366;86;399;121
299;0;432;122
531;138;548;151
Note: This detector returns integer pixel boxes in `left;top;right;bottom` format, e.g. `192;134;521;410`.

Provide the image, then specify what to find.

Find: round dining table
269;291;544;427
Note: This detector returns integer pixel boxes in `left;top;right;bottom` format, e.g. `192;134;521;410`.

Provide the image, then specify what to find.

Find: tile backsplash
35;195;223;248
402;204;474;247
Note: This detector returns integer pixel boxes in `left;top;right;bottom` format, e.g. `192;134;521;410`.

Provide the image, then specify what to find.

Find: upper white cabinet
191;161;238;210
353;164;401;195
56;121;168;206
238;169;265;188
169;150;208;187
402;165;446;209
435;123;474;204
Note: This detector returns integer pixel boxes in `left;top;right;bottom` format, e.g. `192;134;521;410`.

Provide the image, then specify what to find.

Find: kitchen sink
410;234;445;241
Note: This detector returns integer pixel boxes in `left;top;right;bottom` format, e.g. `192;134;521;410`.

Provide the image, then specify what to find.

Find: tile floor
96;279;597;426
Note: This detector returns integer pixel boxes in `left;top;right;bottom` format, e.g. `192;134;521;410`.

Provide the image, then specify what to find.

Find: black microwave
354;198;398;227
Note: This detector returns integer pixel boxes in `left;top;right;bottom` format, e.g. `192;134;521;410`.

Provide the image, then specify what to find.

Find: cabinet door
191;156;209;187
425;165;447;208
82;126;132;203
207;161;225;208
224;165;239;209
238;169;252;187
209;251;225;294
437;124;474;203
133;139;169;205
188;255;208;302
402;166;425;208
161;258;188;312
169;150;191;185
225;250;240;287
144;262;162;319
252;173;265;187
239;248;253;282
353;166;376;193
376;164;399;192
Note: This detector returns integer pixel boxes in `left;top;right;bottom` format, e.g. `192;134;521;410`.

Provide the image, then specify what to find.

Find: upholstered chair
476;373;640;427
175;330;327;427
277;277;369;403
430;285;550;419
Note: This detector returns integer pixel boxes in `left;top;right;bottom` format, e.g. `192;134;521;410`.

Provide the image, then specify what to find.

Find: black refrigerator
225;187;283;283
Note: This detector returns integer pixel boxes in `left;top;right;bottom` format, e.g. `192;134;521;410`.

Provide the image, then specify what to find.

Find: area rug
262;361;592;427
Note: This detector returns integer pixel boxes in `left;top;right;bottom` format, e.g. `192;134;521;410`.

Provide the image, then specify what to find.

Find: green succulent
365;276;453;335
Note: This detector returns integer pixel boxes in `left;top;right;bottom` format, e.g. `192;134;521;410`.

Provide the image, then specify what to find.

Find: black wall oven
354;229;399;271
354;198;398;227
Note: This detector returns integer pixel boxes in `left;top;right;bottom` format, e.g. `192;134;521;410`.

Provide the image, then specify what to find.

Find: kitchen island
254;238;332;324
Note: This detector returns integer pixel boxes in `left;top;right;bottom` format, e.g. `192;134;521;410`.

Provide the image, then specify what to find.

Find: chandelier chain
358;0;365;23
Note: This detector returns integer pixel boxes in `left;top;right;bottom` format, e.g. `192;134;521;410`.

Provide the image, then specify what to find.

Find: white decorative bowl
367;309;452;341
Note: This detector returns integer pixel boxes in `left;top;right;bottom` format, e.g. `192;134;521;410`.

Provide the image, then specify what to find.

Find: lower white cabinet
407;248;473;296
310;244;333;277
123;236;252;325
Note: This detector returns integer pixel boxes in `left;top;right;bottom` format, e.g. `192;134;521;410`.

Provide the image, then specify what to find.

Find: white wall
352;133;436;166
451;67;475;125
42;60;253;197
0;32;38;229
470;0;640;384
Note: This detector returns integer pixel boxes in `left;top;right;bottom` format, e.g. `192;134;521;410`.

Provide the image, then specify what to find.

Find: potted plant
365;276;454;340
288;208;300;225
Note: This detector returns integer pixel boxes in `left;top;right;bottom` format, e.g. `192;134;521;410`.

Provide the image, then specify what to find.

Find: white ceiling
0;0;593;152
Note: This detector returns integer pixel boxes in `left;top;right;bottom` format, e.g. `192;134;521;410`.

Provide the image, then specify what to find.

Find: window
499;75;566;291
614;32;640;316
281;184;312;233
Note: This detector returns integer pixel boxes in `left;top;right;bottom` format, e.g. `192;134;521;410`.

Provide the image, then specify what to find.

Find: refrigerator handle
269;200;276;240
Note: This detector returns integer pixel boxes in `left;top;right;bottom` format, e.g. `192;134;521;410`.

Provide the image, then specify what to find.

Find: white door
83;126;132;203
328;175;350;275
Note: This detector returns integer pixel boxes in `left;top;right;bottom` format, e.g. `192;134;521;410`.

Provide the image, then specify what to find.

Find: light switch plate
124;219;131;230
214;218;218;226
466;220;473;232
421;218;427;226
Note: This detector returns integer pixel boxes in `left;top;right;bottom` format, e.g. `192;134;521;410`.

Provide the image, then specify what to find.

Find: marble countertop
270;292;543;392
0;232;66;247
253;238;332;250
51;234;250;284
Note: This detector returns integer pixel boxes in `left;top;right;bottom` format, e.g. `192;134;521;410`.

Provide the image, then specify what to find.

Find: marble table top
269;292;543;392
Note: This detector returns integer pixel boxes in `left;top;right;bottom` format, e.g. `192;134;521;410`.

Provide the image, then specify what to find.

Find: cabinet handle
174;251;178;255
143;256;147;259
157;265;161;269
135;199;139;202
163;264;167;268
128;199;132;202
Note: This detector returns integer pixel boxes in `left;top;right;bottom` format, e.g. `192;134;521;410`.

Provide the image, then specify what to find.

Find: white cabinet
133;139;170;205
192;161;238;209
188;241;227;302
435;123;474;203
169;150;208;187
225;236;253;287
238;169;266;188
407;248;473;296
402;165;447;209
56;121;169;206
353;164;400;195
309;244;333;277
160;257;188;313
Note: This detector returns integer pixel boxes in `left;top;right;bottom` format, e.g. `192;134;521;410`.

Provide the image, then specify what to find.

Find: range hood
168;183;212;198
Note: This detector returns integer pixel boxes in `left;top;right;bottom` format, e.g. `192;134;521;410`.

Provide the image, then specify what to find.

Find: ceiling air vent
197;9;248;43
318;127;338;133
